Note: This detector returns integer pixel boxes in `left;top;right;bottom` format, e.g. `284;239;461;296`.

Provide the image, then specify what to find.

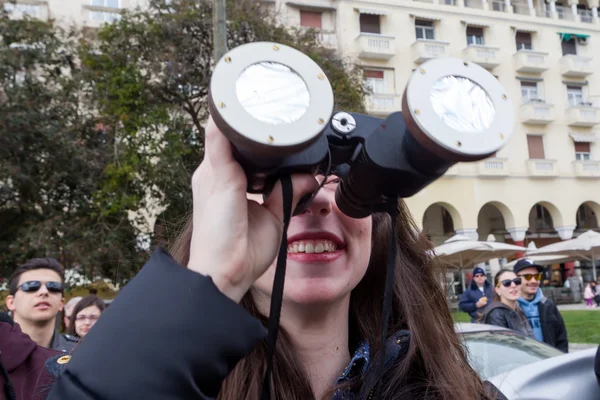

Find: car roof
454;322;511;334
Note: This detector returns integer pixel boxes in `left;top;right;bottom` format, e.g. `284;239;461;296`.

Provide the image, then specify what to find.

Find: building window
527;135;545;159
363;70;386;93
516;32;533;50
567;86;584;107
466;26;484;45
3;3;41;17
300;10;322;29
415;20;435;40
561;38;577;55
92;0;119;7
359;14;381;34
521;81;539;102
575;142;591;160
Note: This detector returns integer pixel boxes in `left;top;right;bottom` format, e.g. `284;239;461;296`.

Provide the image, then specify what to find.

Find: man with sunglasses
513;259;568;352
459;267;494;322
5;258;77;353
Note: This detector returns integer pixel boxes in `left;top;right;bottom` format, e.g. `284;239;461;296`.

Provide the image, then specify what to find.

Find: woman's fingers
262;173;319;225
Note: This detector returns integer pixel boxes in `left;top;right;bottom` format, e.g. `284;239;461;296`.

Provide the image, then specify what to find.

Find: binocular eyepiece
208;42;515;218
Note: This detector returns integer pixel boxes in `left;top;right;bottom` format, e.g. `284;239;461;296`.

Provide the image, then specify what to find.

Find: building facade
6;0;600;282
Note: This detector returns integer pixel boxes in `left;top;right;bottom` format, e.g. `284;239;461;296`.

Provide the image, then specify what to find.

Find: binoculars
208;42;514;218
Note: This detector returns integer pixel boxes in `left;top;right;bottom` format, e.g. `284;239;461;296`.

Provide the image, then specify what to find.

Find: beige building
6;0;600;281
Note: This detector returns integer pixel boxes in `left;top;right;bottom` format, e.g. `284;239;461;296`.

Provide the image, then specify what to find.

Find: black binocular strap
260;175;293;400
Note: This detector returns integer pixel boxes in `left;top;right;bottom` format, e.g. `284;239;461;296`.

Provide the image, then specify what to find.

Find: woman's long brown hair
169;200;490;399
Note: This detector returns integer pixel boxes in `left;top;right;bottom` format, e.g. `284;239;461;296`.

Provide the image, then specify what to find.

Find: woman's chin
283;278;352;305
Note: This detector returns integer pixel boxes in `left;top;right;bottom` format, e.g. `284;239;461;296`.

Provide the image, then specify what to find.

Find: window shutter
574;142;591;153
516;32;532;47
527;135;545;159
363;70;384;79
300;10;322;29
466;26;484;37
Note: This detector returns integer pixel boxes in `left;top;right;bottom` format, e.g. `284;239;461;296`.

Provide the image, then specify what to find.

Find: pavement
570;342;598;352
557;303;600;311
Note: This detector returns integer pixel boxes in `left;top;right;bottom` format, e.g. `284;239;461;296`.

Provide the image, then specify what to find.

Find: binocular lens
235;62;311;126
430;76;495;134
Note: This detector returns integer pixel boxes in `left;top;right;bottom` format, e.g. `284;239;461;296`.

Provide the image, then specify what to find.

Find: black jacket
47;249;506;399
482;302;535;338
537;297;569;353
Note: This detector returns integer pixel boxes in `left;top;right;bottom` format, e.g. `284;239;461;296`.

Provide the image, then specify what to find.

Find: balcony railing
4;1;49;20
527;159;558;177
83;5;122;27
512;3;531;15
411;39;449;64
560;54;593;77
356;34;395;60
555;5;575;21
567;104;600;127
520;100;555;125
578;9;593;23
366;94;399;116
478;158;509;177
318;32;338;50
465;0;484;9
463;45;501;69
491;0;507;11
514;50;549;73
574;160;600;178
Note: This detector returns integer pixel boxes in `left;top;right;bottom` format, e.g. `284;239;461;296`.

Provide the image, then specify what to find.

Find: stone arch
477;201;515;241
422;202;463;245
576;201;600;230
528;201;563;234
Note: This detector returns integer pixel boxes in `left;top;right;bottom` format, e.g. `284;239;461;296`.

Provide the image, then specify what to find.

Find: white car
456;322;599;400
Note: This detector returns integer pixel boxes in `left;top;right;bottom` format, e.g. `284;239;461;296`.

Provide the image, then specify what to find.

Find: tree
0;8;146;280
83;0;367;249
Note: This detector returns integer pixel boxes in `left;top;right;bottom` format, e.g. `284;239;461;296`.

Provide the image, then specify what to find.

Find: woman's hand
187;116;318;303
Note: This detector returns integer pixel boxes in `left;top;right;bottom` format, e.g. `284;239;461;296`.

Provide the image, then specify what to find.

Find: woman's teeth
287;240;338;254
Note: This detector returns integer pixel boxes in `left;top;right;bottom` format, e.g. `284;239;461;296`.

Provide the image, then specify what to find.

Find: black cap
513;259;544;274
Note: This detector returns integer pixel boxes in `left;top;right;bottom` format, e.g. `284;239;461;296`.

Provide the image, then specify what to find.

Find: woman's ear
494;287;501;298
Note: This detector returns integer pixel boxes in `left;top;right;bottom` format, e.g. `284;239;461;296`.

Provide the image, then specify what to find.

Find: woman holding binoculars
47;115;505;400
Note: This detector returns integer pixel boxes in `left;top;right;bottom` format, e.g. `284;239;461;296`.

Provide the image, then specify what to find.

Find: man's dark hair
8;258;65;296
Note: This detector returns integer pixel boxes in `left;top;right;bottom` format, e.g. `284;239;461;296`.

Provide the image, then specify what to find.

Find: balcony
573;160;600;178
520;100;555;125
560;54;593;77
318;32;338;50
514;50;549;74
411;40;449;64
463;45;501;69
567;104;600;127
443;165;460;177
4;1;49;21
465;0;484;9
356;34;395;60
82;5;122;29
478;158;509;177
527;159;558;178
365;94;400;116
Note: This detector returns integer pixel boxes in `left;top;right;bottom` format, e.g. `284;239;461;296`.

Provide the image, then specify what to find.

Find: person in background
5;258;78;353
584;282;597;309
513;259;568;352
483;270;535;339
589;281;600;307
459;266;493;322
68;295;105;338
62;297;82;331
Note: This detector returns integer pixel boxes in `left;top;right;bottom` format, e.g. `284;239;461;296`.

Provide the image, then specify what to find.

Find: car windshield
461;330;564;380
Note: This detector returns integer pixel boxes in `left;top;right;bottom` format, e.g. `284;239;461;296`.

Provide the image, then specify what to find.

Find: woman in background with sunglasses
68;295;105;338
482;270;535;339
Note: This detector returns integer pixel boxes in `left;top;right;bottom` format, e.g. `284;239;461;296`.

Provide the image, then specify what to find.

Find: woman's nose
302;190;332;217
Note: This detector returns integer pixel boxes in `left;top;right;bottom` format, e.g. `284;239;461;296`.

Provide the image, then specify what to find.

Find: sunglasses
497;278;522;288
517;273;543;282
474;274;486;278
18;280;63;293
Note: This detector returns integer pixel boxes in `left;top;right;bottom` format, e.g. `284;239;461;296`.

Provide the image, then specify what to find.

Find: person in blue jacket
459;267;494;322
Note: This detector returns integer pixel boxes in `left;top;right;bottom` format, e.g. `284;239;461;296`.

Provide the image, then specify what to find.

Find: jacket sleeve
459;290;477;314
47;248;267;400
551;303;569;353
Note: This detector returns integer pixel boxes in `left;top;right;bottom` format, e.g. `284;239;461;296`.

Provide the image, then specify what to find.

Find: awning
570;133;598;143
461;20;489;27
562;80;589;86
511;26;537;33
559;32;590;41
355;8;388;16
516;76;544;82
409;13;441;21
286;2;336;11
